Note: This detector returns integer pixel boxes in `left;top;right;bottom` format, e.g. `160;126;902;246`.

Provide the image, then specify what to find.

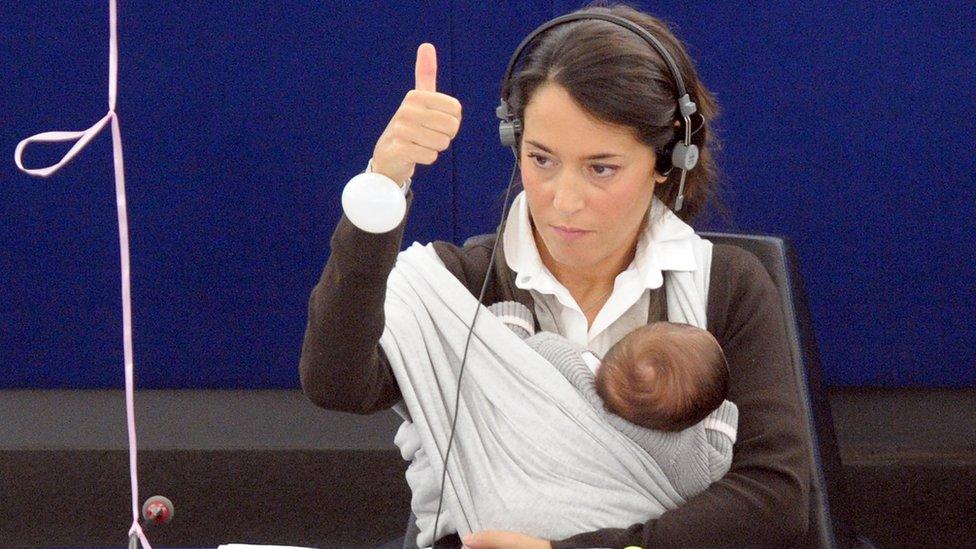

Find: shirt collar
503;191;700;296
503;191;565;297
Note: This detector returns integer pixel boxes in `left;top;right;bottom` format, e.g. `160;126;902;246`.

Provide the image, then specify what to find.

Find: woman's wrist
367;157;412;192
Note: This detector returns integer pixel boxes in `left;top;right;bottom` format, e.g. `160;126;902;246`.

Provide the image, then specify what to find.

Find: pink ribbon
14;1;151;547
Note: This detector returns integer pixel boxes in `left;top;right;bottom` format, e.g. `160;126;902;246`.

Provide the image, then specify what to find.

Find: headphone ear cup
671;142;699;171
496;100;521;148
499;117;521;148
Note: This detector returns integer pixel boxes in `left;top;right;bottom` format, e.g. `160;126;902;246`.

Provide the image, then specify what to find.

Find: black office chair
388;232;872;549
698;232;872;549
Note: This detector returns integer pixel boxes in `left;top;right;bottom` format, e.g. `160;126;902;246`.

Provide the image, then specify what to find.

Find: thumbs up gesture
371;43;463;186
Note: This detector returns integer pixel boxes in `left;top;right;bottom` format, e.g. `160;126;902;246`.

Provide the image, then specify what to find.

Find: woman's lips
552;225;591;242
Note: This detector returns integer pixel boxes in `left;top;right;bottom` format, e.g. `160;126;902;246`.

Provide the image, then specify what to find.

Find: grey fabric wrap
384;244;736;544
490;300;736;489
522;331;737;499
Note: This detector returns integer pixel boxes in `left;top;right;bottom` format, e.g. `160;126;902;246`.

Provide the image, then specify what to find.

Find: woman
300;4;809;548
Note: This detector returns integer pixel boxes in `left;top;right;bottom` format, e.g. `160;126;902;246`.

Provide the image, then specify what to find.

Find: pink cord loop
13;114;112;177
13;1;151;547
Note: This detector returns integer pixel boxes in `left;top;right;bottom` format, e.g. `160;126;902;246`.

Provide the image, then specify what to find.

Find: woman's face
520;83;663;278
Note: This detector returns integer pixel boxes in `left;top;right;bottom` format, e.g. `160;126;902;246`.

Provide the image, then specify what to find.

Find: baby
597;320;729;432
488;301;733;434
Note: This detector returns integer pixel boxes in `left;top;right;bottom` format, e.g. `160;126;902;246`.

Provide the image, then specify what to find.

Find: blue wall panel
1;1;973;388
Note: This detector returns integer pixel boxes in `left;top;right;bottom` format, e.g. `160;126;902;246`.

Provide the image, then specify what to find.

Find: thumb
414;42;437;92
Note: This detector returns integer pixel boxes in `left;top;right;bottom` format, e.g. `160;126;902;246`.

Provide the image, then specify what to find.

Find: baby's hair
596;321;728;431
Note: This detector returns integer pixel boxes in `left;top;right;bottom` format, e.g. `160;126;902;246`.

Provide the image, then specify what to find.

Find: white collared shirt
354;160;700;371
503;191;699;372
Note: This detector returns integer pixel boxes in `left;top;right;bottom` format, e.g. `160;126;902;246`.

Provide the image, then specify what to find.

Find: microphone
128;496;175;549
142;495;175;526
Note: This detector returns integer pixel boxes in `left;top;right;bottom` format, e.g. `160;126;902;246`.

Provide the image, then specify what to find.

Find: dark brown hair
503;2;721;222
596;322;729;431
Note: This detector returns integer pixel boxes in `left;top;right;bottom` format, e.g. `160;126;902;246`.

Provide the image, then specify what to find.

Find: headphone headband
500;12;690;104
497;11;700;211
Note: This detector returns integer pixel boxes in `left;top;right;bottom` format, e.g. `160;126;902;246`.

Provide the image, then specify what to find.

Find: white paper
218;545;316;549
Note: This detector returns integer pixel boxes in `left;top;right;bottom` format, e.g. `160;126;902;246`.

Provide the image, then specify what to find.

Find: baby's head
596;322;728;432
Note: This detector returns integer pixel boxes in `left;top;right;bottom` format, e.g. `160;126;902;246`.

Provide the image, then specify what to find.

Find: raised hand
371;43;463;186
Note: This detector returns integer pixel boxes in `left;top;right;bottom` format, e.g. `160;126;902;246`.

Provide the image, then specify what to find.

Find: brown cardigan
300;194;810;548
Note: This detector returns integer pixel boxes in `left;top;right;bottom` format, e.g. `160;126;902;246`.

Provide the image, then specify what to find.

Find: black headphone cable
430;149;520;541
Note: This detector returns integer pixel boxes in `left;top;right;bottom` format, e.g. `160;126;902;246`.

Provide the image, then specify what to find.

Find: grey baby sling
382;239;728;544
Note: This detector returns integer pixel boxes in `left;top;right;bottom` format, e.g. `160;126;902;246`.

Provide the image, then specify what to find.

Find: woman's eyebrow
524;139;624;160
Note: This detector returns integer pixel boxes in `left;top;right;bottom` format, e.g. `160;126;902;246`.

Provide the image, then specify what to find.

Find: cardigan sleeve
299;193;413;414
553;244;811;548
299;205;494;414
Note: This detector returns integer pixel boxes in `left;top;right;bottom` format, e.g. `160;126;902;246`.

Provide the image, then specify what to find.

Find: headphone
495;12;700;211
429;12;702;542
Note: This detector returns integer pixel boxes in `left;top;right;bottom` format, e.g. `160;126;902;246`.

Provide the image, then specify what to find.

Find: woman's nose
551;173;585;216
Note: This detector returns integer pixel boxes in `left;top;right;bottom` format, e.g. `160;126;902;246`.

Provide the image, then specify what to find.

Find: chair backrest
398;232;864;548
698;232;861;548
